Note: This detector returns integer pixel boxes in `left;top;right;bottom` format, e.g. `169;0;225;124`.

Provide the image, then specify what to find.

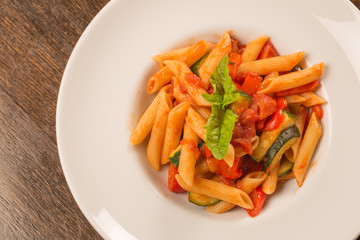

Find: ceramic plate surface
57;0;360;239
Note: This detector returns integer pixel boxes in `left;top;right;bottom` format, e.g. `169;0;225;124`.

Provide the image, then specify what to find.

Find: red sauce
179;84;187;94
185;72;205;88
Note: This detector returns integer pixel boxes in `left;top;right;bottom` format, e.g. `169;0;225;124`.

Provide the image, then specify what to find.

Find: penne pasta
161;101;191;165
147;40;209;94
278;171;295;182
147;91;173;170
234;136;259;158
152;46;191;63
258;62;324;94
238;171;267;194
175;175;254;209
178;122;199;186
293;112;322;187
172;77;211;119
300;92;327;107
206;171;266;214
285;108;308;162
241;36;269;63
284;94;307;105
195;158;210;176
237;51;305;76
152;41;216;63
199;32;232;89
186;106;207;141
206;200;236;214
262;159;281;195
164;60;211;107
130;85;171;145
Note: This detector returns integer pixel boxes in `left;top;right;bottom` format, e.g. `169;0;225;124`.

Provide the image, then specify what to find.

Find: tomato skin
251;94;277;120
246;186;268;217
240;72;262;95
275;80;319;97
204;144;213;159
262;98;287;132
228;52;242;80
257;41;279;59
168;163;186;193
310;105;323;120
217;156;243;180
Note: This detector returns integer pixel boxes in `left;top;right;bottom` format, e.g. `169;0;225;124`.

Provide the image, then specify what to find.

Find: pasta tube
147;91;173;170
178;122;199;186
161;101;191;164
175;175;254;209
293;112;322;187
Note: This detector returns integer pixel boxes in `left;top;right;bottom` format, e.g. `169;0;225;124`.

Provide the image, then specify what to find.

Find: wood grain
0;0;109;239
0;0;359;239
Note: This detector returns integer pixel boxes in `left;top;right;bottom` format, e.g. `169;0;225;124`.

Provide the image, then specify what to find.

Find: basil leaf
205;106;238;159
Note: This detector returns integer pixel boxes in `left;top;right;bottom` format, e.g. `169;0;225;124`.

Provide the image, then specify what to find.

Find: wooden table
0;1;359;239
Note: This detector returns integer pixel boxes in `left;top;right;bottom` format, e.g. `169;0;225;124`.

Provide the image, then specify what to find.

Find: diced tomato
310;105;324;120
275;80;319;97
218;156;243;180
228;52;242;79
234;71;247;85
262;98;287;131
256;118;267;131
204;144;213;159
231;39;240;53
240;72;262;95
168;164;186;193
240;155;264;178
185;72;205;88
251;94;277;120
232;109;258;154
233;81;242;91
246;186;268;217
257;41;279;59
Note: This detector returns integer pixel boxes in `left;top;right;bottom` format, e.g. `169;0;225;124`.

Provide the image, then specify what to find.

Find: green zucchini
251;110;297;162
229;92;252;116
188;175;220;206
191;53;209;76
263;125;300;169
188;192;220;206
278;157;294;177
168;145;182;168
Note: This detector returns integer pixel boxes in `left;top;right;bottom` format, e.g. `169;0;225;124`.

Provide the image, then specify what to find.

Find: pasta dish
130;32;325;216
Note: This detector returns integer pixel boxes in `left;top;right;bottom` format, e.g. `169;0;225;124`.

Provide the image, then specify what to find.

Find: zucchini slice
278;157;294;177
251;110;297;162
263;125;300;169
229;92;252;116
188;192;220;206
191;53;208;76
169;145;182;168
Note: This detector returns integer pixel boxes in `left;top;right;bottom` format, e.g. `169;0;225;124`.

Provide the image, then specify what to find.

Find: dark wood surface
0;0;359;239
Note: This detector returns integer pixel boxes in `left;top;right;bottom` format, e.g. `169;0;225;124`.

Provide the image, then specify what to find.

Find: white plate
56;0;360;239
